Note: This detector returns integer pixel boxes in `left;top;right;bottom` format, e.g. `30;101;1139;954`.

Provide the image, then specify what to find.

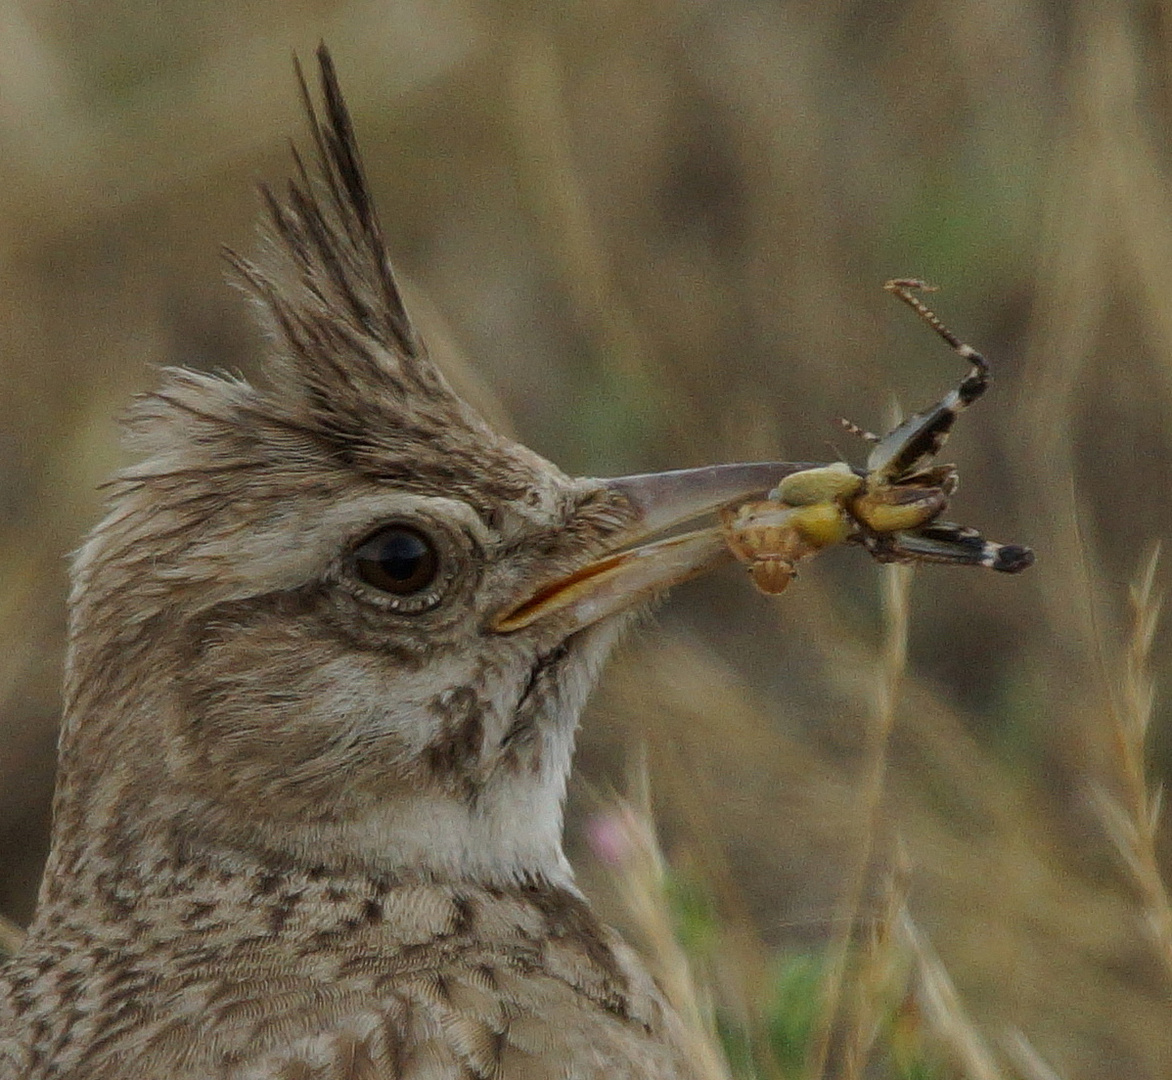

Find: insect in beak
722;279;1035;594
492;461;823;634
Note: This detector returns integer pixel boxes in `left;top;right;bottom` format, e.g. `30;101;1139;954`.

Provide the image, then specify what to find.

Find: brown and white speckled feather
0;47;705;1080
5;864;695;1078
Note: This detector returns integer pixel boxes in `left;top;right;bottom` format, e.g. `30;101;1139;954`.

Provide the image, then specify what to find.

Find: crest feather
119;48;526;504
225;45;455;407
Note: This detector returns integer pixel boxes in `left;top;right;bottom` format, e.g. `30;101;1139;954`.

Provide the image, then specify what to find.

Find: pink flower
586;809;642;866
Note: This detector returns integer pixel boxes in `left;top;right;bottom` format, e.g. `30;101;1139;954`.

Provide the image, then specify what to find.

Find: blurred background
1;0;1171;1076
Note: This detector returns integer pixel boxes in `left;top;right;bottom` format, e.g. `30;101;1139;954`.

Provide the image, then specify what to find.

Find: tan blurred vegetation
2;0;1172;1075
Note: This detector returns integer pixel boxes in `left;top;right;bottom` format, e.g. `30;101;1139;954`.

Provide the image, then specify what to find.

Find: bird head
51;48;795;893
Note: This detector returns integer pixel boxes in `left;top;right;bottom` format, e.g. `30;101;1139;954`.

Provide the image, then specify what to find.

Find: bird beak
492;461;818;634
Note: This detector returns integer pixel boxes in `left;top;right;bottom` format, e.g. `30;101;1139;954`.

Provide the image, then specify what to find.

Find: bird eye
352;525;440;596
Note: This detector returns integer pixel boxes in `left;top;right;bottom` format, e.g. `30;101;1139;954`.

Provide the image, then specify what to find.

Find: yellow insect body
772;462;862;507
722;493;855;595
849;484;948;534
749;559;798;595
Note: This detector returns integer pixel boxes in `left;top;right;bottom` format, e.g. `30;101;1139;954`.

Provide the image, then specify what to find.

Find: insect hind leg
838;417;880;443
869;521;1034;573
884;279;990;406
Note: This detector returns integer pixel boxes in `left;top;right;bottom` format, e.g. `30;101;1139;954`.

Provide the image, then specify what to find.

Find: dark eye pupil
354;526;439;595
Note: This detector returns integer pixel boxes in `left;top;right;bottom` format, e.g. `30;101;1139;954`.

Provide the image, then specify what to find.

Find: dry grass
808;563;912;1078
4;2;1172;1076
840;853;912;1080
1091;545;1172;983
897;910;1006;1080
587;555;1071;1078
585;771;732;1080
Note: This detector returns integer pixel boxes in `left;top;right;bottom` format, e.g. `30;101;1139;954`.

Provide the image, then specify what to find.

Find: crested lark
0;48;808;1079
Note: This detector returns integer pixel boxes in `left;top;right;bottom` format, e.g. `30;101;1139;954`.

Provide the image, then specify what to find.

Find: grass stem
807;562;912;1079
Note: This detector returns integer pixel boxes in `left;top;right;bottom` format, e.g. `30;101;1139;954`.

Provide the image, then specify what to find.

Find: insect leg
865;280;992;479
838;417;880;443
862;520;1034;573
884;279;989;406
